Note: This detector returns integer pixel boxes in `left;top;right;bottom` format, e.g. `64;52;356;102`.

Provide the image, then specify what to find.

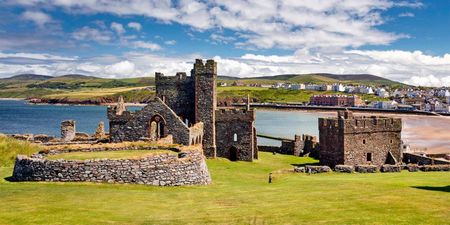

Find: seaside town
219;81;450;113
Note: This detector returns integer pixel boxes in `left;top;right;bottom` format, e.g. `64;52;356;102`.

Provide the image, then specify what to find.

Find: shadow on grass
412;185;450;193
291;162;321;167
3;176;15;182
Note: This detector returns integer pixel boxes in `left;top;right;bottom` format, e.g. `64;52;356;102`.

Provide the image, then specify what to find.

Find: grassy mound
0;135;40;167
46;150;176;160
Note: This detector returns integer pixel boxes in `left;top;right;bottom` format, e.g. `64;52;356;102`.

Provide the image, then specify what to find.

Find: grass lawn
46;150;176;160
43;87;147;100
0;152;449;224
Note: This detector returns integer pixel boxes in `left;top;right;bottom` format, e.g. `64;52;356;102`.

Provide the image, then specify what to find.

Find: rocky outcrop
355;165;378;173
380;164;401;172
334;165;354;173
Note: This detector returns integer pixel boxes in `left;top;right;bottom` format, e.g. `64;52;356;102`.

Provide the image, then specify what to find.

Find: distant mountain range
1;73;407;87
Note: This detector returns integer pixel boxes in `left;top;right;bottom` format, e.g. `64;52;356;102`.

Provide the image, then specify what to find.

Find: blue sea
0;100;324;146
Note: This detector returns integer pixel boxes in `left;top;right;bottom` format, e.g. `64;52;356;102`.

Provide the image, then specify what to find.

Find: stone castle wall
155;72;195;123
108;98;203;146
194;59;217;157
215;108;256;161
319;111;402;168
12;149;211;186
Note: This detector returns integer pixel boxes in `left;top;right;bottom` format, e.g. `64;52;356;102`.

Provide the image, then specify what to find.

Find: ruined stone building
318;111;402;167
108;59;258;161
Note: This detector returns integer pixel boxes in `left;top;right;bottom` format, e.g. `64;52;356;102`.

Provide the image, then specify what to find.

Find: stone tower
319;111;402;168
194;59;217;158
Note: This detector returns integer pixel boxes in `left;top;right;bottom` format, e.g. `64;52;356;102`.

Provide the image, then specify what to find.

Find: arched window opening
233;133;238;142
148;115;166;141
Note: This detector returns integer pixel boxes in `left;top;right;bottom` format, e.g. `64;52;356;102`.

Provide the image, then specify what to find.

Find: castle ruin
108;59;258;161
319;111;402;168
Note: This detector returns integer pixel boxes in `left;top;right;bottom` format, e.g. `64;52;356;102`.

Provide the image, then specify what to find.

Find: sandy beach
315;111;450;154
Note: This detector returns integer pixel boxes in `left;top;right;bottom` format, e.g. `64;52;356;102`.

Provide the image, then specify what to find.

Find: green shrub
0;134;40;167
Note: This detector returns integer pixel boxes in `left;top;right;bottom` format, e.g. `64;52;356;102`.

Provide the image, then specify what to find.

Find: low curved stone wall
12;149;211;186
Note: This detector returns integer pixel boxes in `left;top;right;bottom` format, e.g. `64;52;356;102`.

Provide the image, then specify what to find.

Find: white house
290;83;305;90
359;86;374;94
376;88;390;98
305;84;321;91
332;84;345;92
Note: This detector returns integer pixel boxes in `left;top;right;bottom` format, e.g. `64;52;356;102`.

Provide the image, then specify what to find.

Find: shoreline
1;97;447;117
0;98;25;100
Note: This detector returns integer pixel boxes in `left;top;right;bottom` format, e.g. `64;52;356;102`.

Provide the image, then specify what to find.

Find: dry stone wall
12;149;211;186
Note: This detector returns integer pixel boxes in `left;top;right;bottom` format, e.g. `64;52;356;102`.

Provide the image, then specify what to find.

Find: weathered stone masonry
12;149;211;186
215;108;257;161
108;97;204;146
319;111;402;168
109;59;258;161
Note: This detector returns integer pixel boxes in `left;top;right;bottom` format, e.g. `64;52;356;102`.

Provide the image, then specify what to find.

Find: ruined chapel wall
109;98;191;145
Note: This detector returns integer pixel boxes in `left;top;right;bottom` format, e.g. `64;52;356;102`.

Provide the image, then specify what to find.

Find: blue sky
0;0;449;86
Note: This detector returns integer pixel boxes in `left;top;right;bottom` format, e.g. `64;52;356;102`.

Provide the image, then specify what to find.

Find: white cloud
127;22;142;31
132;41;162;51
9;0;422;50
21;10;52;28
110;22;125;35
399;12;415;17
72;26;113;43
105;60;136;75
2;49;450;87
164;40;176;45
0;52;76;61
210;34;235;44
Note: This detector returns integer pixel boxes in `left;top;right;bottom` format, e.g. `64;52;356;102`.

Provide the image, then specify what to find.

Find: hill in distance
218;73;408;87
1;72;408;89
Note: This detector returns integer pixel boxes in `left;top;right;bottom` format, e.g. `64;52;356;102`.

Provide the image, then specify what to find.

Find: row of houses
270;82;392;97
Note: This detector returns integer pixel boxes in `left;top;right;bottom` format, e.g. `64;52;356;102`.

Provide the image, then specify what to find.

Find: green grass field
0;149;449;224
46;150;176;160
217;86;385;103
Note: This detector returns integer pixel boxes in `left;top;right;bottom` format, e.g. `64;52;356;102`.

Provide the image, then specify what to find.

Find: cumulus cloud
21;10;52;28
8;0;422;49
127;22;142;31
132;41;162;51
72;26;113;43
105;60;136;76
2;49;450;87
110;22;125;35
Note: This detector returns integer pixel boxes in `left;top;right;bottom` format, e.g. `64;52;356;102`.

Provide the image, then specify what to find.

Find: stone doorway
148;115;166;141
229;146;238;161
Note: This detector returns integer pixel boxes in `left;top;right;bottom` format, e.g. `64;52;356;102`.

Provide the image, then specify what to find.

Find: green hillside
0;74;155;101
0;73;401;104
219;73;408;87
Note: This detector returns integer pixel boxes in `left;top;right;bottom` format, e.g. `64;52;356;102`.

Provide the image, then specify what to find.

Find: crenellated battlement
215;108;255;122
319;114;402;134
155;72;193;84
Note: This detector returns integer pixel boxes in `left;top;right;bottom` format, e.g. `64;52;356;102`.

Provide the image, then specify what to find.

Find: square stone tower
193;59;217;158
319;111;402;168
